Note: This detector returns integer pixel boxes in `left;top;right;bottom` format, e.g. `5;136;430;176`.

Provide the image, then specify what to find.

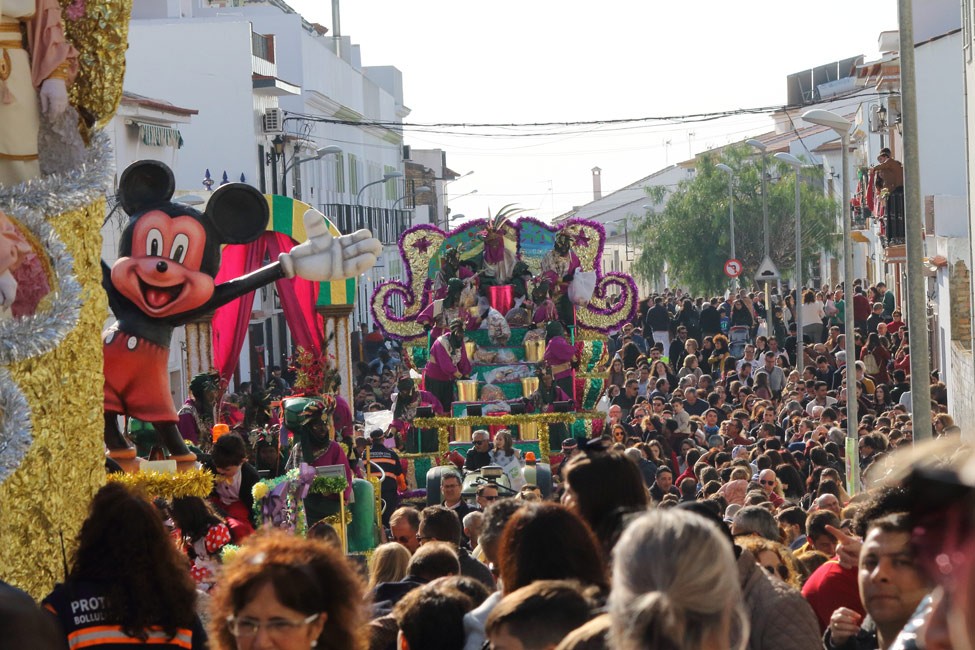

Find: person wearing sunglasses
464;429;493;472
209;531;366;650
758;469;786;509
476;483;500;510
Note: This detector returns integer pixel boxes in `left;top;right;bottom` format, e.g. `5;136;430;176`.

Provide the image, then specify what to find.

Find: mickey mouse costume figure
103;160;382;470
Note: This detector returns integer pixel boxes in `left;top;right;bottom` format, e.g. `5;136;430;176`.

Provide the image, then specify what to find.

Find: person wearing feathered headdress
250;425;286;479
478;205;520;284
288;397;353;517
177;371;222;452
424;317;472;412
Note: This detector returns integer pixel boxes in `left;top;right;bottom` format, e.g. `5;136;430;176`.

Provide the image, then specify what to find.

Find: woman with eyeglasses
209;531;366;650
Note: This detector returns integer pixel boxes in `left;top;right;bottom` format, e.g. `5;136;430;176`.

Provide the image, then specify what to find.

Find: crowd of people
2;279;974;650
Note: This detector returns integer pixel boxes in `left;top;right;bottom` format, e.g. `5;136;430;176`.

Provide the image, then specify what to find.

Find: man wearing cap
554;437;580;485
424;317;472;412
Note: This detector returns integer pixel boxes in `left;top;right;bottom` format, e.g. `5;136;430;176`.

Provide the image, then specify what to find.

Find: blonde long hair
367;542;411;590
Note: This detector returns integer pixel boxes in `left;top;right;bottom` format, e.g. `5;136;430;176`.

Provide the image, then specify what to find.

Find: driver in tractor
464;429;493;472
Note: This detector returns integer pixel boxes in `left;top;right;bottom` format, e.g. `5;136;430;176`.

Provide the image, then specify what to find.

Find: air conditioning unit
262;108;283;134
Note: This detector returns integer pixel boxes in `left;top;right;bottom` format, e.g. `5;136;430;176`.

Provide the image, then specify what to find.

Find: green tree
631;145;839;296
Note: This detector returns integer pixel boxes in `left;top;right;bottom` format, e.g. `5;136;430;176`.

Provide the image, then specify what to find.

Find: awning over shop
128;120;184;149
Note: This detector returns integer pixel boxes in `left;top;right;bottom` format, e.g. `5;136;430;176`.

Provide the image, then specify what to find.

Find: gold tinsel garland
412;411;598;429
410;411;604;461
0;200;106;597
107;469;214;500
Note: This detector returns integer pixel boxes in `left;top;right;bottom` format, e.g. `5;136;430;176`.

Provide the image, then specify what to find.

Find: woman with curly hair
209;530;367;650
708;334;732;378
735;535;804;590
42;483;206;648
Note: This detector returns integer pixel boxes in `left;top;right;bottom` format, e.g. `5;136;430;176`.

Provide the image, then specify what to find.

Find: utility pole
898;0;932;440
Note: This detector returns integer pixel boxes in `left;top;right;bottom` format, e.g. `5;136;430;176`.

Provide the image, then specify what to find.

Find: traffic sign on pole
724;258;743;278
753;256;780;282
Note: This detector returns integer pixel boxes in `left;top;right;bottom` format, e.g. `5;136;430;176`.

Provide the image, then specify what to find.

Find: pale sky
288;0;898;223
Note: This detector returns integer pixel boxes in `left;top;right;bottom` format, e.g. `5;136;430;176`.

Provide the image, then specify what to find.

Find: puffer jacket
738;548;821;650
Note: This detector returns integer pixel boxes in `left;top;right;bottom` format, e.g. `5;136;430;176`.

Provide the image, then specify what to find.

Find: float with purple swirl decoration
370;216;638;343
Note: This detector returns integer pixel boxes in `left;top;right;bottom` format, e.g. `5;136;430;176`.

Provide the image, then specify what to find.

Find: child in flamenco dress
169;496;232;592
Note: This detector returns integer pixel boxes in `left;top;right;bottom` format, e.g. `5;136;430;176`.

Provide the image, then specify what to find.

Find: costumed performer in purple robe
389;376;444;447
424;317;472;412
432;246;460;300
177;371;221;452
543;320;578;401
525;361;573;449
540;229;582;327
290;397;354;525
531;280;558;324
418;277;479;341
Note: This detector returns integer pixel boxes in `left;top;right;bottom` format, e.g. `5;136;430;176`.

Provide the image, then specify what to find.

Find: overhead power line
282;93;885;137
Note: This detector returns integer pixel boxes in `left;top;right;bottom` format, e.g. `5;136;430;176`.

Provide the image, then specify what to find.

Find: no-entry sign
724;258;743;278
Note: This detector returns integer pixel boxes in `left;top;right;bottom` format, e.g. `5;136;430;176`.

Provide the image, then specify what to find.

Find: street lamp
355;171;403;207
746;139;770;259
715;163;737;289
354;171;403;334
282;145;343;199
442;170;474;228
393;186;431;209
774;152;805;379
801;109;856;470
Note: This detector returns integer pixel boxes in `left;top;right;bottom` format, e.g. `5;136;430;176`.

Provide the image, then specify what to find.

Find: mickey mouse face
111;210;215;317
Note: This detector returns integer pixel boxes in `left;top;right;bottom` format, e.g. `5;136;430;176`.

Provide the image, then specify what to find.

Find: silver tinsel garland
0;206;82;364
0;133;114;218
0;134;114;482
0;368;32;484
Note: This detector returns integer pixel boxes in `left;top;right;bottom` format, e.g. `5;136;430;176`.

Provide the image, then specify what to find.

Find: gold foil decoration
59;0;134;139
456;380;478;402
0;199;107;597
524;340;544;362
520;377;539;397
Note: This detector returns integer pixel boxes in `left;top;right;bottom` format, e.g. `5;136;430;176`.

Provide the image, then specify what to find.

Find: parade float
370;209;640;496
0;0;382;592
0;0;135;596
